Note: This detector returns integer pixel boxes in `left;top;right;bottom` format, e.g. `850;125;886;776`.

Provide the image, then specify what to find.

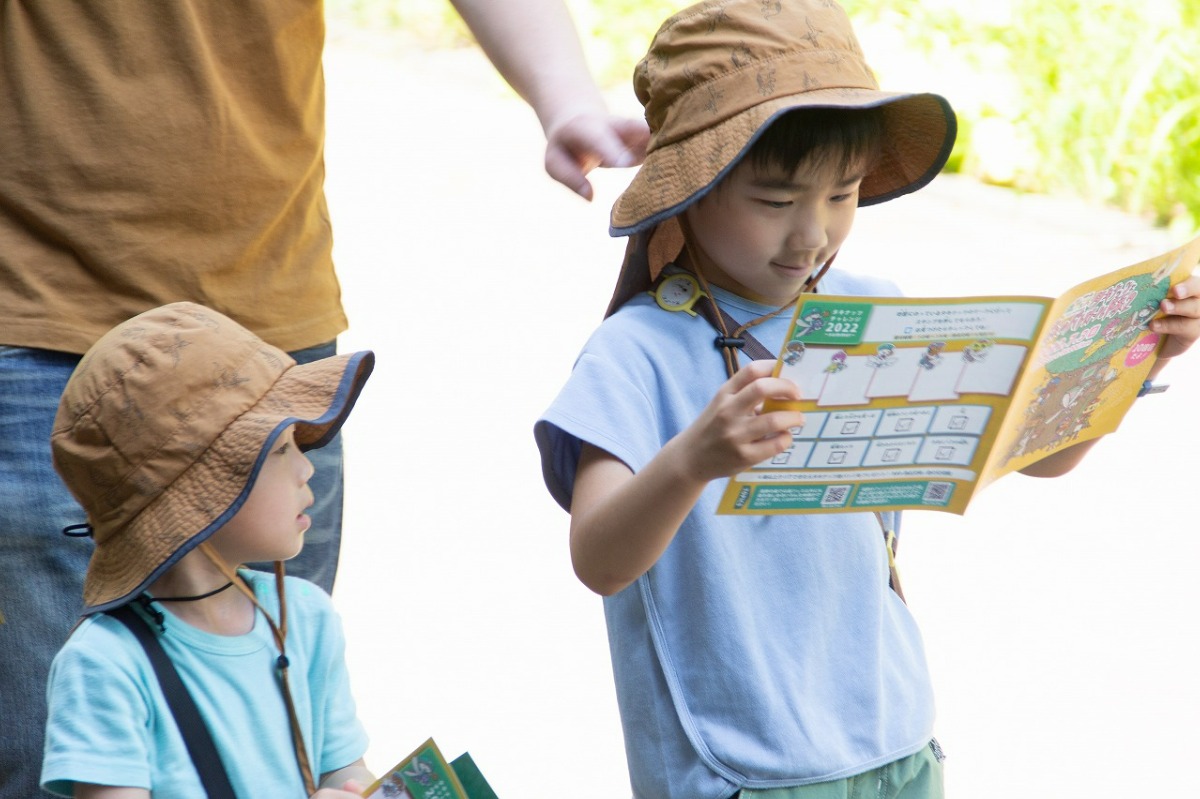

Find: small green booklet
363;738;499;799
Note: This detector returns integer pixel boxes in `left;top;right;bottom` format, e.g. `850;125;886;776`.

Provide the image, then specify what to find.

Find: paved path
322;27;1198;798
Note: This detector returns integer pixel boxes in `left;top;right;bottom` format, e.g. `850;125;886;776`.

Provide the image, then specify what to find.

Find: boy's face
682;150;863;307
210;425;315;564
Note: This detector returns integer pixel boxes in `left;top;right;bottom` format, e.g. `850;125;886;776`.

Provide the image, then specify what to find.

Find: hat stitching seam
655;47;864;122
84;406;287;609
85;358;364;611
79;343;269;526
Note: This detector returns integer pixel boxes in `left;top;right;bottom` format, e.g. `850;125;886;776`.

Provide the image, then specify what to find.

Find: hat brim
610;89;956;237
80;350;375;614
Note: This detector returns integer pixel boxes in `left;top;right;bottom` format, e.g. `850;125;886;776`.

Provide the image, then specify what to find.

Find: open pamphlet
718;233;1200;515
364;738;498;799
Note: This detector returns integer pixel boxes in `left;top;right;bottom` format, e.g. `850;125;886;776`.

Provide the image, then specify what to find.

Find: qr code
821;485;851;506
922;482;952;503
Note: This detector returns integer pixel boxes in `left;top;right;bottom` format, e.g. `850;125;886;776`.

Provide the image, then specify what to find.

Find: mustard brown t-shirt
0;1;347;354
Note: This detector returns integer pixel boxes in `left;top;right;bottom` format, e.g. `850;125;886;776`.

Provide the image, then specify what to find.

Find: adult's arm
449;0;649;199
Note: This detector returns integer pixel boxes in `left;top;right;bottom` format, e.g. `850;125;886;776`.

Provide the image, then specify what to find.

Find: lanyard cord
674;250;907;600
691;264;790;377
198;543;318;795
687;249;839;379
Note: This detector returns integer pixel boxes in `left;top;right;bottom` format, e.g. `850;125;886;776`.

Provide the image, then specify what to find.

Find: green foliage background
328;0;1200;233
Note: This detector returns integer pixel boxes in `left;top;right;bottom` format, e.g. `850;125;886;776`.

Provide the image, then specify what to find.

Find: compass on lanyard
653;272;706;316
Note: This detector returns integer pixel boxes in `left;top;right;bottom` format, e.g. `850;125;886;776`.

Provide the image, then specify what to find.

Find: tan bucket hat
605;1;956;314
611;0;957;235
51;302;374;614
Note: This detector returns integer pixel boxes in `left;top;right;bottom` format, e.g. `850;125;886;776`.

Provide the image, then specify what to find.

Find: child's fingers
719;359;777;393
1159;294;1200;321
1151;294;1200;358
726;361;803;406
1170;274;1200;300
705;411;802;473
1152;313;1200;340
749;409;807;445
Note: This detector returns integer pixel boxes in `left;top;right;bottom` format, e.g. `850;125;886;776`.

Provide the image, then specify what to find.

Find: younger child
535;2;1200;798
42;302;377;798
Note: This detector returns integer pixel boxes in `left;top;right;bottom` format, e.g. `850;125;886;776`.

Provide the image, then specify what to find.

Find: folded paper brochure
718;233;1200;515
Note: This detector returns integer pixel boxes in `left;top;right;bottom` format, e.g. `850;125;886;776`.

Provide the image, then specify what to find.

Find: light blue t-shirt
535;270;936;799
42;570;368;798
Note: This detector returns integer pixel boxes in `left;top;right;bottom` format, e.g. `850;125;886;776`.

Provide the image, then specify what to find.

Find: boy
535;2;1200;798
42;302;377;798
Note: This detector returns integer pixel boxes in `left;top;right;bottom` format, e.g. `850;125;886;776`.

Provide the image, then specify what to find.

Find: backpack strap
108;604;238;799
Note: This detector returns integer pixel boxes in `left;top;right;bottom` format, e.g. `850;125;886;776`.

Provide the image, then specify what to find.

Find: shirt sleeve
535;345;664;512
41;620;155;796
289;580;369;777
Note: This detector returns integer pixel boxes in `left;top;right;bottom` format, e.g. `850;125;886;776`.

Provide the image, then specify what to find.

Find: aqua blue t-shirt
536;270;936;799
42;571;368;798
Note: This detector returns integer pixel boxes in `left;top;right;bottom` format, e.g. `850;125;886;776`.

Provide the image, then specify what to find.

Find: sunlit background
320;2;1199;796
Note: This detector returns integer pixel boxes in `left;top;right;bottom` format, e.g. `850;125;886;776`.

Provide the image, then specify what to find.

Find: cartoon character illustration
1061;385;1087;410
1099;300;1160;356
867;342;896;368
402;757;438;788
380;775;413;799
783;340;807;366
961;339;994;364
1130;299;1160;332
1032;375;1062;409
917;341;945;370
1067;398;1102;441
793;309;828;338
823;350;848;374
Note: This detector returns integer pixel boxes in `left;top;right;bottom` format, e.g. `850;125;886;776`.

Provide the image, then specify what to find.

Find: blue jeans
0;342;344;799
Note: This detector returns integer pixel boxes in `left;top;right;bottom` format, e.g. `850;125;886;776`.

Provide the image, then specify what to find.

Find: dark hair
746;106;886;177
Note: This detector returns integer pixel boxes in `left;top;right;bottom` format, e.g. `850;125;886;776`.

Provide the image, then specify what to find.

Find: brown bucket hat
606;0;957;312
51;302;374;614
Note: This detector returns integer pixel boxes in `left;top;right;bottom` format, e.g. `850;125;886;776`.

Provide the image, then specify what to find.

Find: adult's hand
449;0;649;199
544;111;649;200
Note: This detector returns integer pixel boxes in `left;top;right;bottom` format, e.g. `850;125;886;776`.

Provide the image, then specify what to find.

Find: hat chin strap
197;543;317;795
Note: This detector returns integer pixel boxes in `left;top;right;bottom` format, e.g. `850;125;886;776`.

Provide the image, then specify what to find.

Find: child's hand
310;780;365;798
1152;274;1200;360
675;359;806;482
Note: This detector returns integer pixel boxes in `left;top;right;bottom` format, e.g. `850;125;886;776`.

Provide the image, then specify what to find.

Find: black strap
109;605;238;799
